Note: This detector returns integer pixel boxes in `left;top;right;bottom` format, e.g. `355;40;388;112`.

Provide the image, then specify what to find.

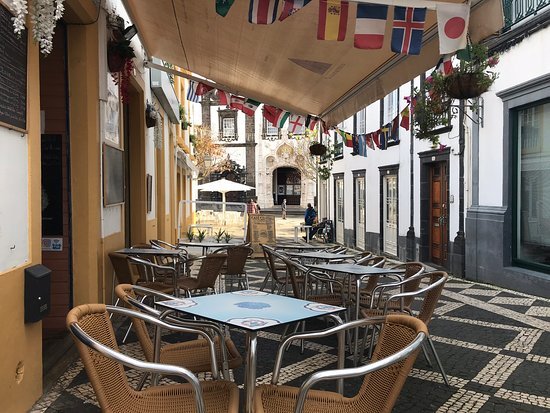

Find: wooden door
383;175;398;256
355;176;365;249
335;178;344;244
430;162;449;265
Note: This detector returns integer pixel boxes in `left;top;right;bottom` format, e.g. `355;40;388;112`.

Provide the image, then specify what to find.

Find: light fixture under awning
123;0;503;126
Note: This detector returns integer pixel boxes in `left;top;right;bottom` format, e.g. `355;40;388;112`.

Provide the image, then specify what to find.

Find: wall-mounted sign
42;237;63;251
0;3;28;131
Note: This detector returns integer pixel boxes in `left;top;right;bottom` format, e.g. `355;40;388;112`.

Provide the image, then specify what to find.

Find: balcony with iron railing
502;0;550;31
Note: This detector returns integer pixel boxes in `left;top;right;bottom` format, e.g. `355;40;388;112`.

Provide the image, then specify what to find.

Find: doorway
429;162;449;266
354;173;366;250
335;176;344;244
383;174;398;256
274;167;301;205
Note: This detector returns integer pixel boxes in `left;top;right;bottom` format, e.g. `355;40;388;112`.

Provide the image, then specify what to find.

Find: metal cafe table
305;263;405;364
156;290;345;413
285;250;356;263
177;240;235;256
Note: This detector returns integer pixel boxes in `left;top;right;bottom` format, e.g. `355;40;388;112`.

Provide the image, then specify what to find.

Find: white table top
286;251;355;260
156;290;345;331
306;263;405;277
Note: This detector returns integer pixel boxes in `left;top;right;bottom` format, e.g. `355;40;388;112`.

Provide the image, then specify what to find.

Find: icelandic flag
391;7;426;55
230;95;246;111
354;4;388;50
186;81;200;103
288;114;305;133
279;0;311;21
249;0;280;24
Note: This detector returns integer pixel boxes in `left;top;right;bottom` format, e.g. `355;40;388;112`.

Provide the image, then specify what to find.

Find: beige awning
124;0;503;126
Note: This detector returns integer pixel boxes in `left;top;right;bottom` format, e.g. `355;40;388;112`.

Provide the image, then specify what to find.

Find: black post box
25;264;51;323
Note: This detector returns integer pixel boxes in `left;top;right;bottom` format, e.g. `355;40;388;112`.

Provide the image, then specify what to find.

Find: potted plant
445;43;499;99
197;229;207;242
145;102;158;128
214;228;225;243
309;143;327;156
186;228;195;242
179;105;192;130
223;232;232;243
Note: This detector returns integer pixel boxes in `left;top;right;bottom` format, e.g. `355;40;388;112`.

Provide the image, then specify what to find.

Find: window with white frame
383;90;399;124
263;118;281;140
218;110;238;142
357;108;367;134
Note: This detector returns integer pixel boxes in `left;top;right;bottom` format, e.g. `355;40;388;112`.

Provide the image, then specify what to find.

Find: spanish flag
317;0;349;41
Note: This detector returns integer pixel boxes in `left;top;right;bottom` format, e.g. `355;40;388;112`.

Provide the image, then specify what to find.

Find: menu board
247;214;276;254
0;3;28;131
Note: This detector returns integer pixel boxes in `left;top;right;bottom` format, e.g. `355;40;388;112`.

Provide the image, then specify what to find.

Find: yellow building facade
0;1;197;410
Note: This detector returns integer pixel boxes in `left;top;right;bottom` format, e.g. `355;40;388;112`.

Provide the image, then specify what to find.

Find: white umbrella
197;178;255;218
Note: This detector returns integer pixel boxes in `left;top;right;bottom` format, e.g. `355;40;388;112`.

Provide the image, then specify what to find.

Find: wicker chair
260;244;290;295
67;303;239;413
361;271;449;386
254;314;427;413
115;284;242;382
178;253;227;296
212;244;254;291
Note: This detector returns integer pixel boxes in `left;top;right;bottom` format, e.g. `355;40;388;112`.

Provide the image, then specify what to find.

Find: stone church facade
201;94;316;209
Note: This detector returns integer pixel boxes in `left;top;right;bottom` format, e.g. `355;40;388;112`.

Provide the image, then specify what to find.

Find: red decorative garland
111;58;135;103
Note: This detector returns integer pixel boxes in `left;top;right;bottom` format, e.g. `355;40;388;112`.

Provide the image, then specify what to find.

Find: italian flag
263;105;290;128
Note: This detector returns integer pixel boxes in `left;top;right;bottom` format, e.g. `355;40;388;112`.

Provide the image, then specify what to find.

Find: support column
451;100;466;277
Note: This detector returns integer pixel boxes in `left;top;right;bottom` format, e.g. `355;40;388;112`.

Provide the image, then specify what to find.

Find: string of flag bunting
215;0;471;55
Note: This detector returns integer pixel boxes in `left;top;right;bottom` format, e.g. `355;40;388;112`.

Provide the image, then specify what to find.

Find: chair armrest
109;305;220;378
68;321;206;413
293;331;426;413
272;317;386;384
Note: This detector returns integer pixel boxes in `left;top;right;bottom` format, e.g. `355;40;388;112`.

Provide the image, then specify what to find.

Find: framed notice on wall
103;143;125;206
0;3;28;131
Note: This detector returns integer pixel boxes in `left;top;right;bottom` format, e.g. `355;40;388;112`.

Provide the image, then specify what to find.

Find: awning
123;0;503;126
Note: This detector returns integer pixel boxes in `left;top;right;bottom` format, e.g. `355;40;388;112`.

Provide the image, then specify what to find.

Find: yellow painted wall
67;21;101;305
0;29;43;413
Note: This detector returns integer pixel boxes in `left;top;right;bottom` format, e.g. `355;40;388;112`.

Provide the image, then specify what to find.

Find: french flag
249;0;280;24
354;4;388;50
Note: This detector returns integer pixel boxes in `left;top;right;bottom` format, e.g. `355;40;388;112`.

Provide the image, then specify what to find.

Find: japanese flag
436;2;470;54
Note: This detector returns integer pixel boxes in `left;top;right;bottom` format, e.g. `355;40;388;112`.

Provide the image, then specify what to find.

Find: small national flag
357;134;367;157
372;130;381;149
338;129;353;147
365;132;376;150
288;114;305;133
354;4;388;49
249;0;280;24
217;90;231;106
400;105;410;131
391;6;426;55
317;0;349;41
437;2;470;54
196;82;214;96
305;115;319;130
351;134;359;155
230;95;246;111
186;81;200;103
321;120;329;135
242;99;261;116
387;116;400;146
378;125;389;150
263;105;290;127
435;53;453;76
279;0;311;21
216;0;235;17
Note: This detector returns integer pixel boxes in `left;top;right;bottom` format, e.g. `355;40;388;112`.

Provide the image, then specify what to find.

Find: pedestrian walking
281;199;287;219
247;199;258;215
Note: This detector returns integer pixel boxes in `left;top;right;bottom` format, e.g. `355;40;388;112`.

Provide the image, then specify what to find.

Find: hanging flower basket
445;73;491;99
309;143;327;156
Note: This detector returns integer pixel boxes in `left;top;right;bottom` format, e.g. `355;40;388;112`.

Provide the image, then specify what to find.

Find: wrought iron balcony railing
502;0;550;31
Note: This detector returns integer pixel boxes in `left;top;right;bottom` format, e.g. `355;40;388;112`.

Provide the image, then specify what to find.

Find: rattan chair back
225;245;253;275
417;271;447;326
109;252;138;284
261;245;289;293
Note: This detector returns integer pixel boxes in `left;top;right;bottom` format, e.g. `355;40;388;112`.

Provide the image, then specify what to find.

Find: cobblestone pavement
31;218;550;412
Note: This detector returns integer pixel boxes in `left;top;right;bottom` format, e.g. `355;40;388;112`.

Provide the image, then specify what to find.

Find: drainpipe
451;100;466;277
406;80;416;261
